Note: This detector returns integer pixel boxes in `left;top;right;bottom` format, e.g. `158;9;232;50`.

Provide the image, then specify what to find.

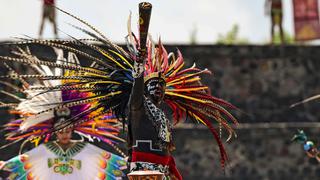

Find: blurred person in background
39;0;58;38
265;0;284;44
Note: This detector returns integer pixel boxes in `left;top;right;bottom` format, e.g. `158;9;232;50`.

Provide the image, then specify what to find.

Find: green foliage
216;24;250;45
272;31;295;44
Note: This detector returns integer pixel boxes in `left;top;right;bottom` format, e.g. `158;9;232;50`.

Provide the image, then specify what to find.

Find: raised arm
129;2;152;110
130;60;145;110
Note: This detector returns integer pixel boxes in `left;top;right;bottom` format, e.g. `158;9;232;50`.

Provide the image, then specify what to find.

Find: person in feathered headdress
126;2;238;179
0;49;127;180
0;2;238;179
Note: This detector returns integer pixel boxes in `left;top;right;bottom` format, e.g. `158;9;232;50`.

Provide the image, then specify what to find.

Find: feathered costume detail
1;47;125;156
0;7;238;168
291;95;320;163
292;130;320;162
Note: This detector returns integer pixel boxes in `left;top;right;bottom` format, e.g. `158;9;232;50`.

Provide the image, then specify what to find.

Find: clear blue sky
0;0;294;44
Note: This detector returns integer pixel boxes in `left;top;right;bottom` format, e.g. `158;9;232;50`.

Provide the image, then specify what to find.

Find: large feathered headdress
0;6;238;167
126;18;238;165
0;48;125;156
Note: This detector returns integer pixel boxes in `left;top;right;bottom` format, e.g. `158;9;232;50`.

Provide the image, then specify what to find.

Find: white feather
20;111;54;131
16;47;82;131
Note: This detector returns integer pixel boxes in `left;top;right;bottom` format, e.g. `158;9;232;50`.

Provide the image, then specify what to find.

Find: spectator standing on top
265;0;284;44
39;0;58;38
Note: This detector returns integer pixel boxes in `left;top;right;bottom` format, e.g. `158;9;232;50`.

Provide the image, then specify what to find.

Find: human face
145;78;166;104
56;128;72;145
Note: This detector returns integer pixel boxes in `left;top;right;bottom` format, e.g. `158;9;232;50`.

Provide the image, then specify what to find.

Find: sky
0;0;294;44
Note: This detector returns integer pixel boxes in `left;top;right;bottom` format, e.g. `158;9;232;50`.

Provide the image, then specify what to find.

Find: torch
137;2;152;63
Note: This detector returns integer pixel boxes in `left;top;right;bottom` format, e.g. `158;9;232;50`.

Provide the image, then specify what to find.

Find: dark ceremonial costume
128;70;179;178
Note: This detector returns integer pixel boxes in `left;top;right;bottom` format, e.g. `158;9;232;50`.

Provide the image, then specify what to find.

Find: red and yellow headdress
132;37;238;166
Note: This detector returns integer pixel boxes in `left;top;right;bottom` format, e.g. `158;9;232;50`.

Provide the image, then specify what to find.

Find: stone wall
0;44;320;179
166;45;320;123
1;44;320;123
173;125;320;180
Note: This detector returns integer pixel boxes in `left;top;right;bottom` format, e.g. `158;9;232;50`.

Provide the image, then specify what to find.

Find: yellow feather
169;62;185;77
166;77;201;86
166;86;208;92
165;91;209;104
98;49;126;69
109;50;133;69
